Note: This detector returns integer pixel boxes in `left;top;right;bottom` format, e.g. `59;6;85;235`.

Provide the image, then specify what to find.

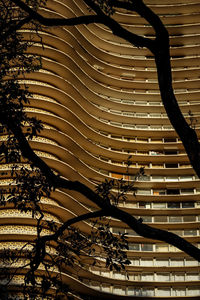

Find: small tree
1;0;200;298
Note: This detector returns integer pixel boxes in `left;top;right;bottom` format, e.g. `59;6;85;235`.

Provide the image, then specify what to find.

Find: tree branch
28;210;106;274
10;0;101;26
83;0;154;50
10;0;154;51
42;210;107;242
108;0;168;39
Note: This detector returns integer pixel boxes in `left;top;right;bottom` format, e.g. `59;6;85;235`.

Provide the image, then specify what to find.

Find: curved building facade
1;0;200;298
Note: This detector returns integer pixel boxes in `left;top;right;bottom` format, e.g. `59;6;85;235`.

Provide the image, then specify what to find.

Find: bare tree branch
108;0;167;38
83;0;155;50
10;0;102;26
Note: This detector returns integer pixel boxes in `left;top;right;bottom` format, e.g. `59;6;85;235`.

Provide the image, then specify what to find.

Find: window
165;176;178;181
170;259;184;267
152;175;163;181
142;288;154;296
113;272;126;280
141;216;152;222
136;125;148;129
154;216;168;222
157;288;171;296
129;243;140;251
150;150;162;155
141;244;153;251
151;125;161;130
153;189;165;195
130;258;140;266
126;202;137;208
164;138;176;142
140;258;153;266
127;287;141;296
182;202;194;208
180;176;193;181
165;163;178;168
137;189;151;195
167;202;180;208
184;230;197;236
155;244;169;252
164;150;178;155
181;189;194;195
101;271;110;277
101;284;110;292
128;273;139;281
153;202;166;208
152;163;163;168
185;258;198;266
172;288;185;296
113;286;126;295
187;287;200;296
174;273;185;281
186;273;199;281
127;287;135;296
169;216;182;222
155;259;169;267
151;138;162;143
167;189;179;195
139;202;151;208
137;137;148;142
183;215;196;222
157;273;170;281
141;273;154;281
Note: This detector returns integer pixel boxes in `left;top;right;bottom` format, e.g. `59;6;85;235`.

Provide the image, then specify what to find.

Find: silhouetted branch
42;210;107;242
10;0;101;26
11;0;154;50
108;0;167;38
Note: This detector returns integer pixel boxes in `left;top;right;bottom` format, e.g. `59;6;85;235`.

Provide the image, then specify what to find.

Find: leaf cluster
91;222;130;271
19;220;130;297
0;0;43;135
93;0;115;15
9;165;52;216
96;176;137;205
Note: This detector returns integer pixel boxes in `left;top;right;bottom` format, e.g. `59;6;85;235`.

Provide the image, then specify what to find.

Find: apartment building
1;0;200;298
